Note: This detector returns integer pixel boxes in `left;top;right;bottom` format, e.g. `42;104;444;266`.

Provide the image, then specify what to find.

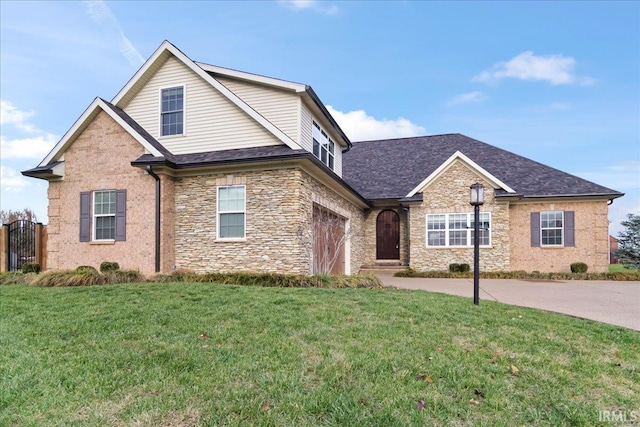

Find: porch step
359;264;409;276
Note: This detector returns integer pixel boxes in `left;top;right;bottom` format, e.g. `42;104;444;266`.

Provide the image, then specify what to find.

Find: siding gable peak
111;40;302;151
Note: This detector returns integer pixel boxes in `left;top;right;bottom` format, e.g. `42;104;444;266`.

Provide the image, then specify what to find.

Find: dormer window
160;86;184;136
312;121;335;171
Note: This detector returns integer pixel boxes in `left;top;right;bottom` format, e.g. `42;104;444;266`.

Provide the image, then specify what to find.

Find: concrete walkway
379;274;640;331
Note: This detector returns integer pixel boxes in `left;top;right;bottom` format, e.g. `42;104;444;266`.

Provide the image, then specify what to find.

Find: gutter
132;152;371;208
145;165;161;273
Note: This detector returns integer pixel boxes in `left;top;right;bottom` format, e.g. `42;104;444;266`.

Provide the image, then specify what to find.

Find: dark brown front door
376;210;400;260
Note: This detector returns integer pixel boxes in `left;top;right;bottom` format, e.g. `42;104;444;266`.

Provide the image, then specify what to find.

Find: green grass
609;263;638;273
1;283;638;426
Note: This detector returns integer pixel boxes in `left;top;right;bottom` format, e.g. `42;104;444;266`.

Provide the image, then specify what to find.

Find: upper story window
160;86;184;136
426;212;491;247
312;121;335;171
540;211;563;246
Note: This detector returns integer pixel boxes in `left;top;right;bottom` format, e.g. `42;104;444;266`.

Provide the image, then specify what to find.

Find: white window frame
92;190;116;241
217;185;246;241
312;120;335;171
159;84;186;138
426;212;491;248
540;210;564;247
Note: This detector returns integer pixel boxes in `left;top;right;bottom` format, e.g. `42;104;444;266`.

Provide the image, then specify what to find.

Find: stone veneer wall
46;111;157;274
174;167;365;274
362;207;409;266
409;160;510;272
509;200;610;272
300;171;366;274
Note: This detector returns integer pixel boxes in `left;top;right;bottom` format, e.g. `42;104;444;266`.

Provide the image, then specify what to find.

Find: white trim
92;189;116;242
425;212;492;248
158;84;186;138
111;41;302;151
195;62;307;92
540;210;564;247
405;151;516;198
39;98;163;167
217;185;247;240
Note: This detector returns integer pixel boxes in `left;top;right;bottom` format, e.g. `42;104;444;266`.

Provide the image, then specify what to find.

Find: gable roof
406;150;516;197
342;134;623;201
197;62;352;150
111;40;302;151
36;98;166;167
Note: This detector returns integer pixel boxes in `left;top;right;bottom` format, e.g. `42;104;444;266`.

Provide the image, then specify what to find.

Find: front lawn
1;283;638;426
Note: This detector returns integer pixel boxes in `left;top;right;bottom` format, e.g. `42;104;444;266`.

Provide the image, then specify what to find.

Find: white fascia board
39;98;163;167
405;150;516;198
112;40;301;150
196;62;307;92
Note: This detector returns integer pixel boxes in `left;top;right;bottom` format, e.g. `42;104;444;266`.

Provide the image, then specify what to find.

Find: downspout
146;165;161;273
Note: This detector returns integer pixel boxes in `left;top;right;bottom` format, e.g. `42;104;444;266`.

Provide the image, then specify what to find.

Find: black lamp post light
469;182;485;305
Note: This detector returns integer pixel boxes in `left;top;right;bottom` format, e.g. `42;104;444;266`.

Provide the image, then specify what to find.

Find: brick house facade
24;41;623;275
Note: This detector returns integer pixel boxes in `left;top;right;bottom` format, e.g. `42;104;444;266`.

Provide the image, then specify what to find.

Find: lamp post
470;183;485;305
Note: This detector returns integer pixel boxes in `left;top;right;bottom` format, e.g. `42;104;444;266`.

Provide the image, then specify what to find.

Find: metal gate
7;220;36;271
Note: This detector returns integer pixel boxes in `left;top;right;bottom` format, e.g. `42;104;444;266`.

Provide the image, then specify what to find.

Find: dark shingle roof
342;134;623;200
100;99;174;160
132;145;303;168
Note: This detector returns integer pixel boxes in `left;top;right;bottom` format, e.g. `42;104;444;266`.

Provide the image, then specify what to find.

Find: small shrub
103;269;145;284
22;263;41;274
75;265;99;274
0;272;30;285
99;261;120;273
570;262;588;273
448;263;470;273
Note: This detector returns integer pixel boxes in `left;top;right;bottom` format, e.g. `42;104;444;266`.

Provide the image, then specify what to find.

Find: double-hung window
217;186;246;239
160;86;184;136
312;120;335;171
426;213;491;247
540;211;563;246
94;190;116;240
80;189;126;242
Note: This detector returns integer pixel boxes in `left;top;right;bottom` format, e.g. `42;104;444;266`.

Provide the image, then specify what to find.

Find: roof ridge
352;133;462;144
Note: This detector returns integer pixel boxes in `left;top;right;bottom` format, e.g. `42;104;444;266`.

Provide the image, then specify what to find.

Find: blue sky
1;1;638;235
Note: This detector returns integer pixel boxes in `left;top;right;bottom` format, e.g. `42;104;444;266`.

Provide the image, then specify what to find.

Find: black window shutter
115;189;127;241
530;212;540;247
564;211;575;247
79;192;91;242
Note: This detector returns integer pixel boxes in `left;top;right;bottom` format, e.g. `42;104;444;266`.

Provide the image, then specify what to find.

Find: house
23;41;623;275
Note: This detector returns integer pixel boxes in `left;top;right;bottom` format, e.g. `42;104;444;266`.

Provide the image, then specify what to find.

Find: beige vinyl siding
125;56;281;154
333;140;343;177
300;103;313;152
215;76;299;143
301;103;343;177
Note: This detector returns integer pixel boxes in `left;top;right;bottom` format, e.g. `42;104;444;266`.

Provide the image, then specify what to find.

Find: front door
376;210;400;260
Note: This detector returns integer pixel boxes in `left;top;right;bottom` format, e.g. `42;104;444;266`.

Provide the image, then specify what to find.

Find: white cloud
446;91;487;106
0;134;58;160
0;100;39;133
472;51;595;86
0;166;31;193
327;106;426;141
279;0;338;15
84;0;144;67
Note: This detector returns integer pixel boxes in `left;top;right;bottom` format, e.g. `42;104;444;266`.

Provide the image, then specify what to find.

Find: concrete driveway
379;274;640;331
